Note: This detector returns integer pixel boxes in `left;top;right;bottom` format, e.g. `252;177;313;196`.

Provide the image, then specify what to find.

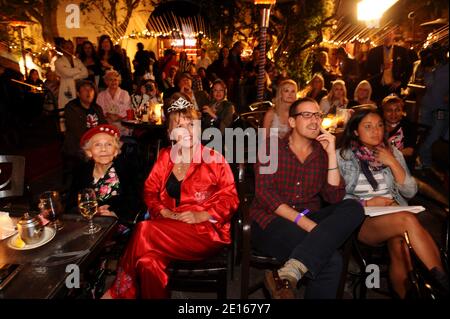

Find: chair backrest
0;155;25;199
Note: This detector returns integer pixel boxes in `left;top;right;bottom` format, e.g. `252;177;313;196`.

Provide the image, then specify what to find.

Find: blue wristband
294;209;310;224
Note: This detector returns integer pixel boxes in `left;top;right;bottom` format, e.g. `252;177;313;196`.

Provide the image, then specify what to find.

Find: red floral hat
80;124;120;147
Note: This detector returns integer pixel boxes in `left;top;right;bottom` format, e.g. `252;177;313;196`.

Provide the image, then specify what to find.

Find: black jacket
68;154;146;224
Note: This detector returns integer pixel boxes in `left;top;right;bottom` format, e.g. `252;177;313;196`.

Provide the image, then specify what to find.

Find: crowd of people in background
0;29;448;299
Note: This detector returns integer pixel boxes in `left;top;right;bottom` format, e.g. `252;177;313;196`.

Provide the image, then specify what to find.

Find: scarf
351;141;387;191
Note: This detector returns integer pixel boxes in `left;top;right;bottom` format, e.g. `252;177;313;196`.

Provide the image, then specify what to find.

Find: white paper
0;211;17;240
364;206;426;217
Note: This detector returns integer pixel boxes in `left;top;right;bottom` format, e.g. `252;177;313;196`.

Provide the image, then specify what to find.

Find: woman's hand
97;205;118;218
160;208;178;220
177;211;210;224
106;112;122;122
366;196;396;206
374;145;398;167
202;105;217;119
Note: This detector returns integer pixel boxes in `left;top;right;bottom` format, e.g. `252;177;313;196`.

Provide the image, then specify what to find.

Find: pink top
97;88;132;135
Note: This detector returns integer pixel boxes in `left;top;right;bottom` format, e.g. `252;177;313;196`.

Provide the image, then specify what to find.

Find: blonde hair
326;79;348;105
103;69;122;83
354;80;373;101
274;79;298;112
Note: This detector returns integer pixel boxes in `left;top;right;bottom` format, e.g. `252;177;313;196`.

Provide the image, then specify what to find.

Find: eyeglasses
212;89;225;92
291;111;325;119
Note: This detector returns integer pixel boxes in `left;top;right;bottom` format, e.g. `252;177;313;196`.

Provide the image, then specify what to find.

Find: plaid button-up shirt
250;137;346;229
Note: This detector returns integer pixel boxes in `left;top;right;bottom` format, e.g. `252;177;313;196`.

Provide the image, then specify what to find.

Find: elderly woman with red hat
103;92;239;299
68;124;145;224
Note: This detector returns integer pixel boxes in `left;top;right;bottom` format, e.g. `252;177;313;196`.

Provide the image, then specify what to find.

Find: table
0;214;117;298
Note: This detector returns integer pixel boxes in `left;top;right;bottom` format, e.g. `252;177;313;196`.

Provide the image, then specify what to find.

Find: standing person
133;42;151;85
304;73;328;103
103;94;239;298
196;48;212;71
335;47;360;98
337;107;448;298
97;35;125;90
62;80;107;188
251;97;365;299
366;30;413;103
263;79;298;139
417;44;449;171
206;47;230;83
55;39;88;131
348;80;377;108
312;51;337;90
79;40;102;86
227;41;244;109
96;70;132;136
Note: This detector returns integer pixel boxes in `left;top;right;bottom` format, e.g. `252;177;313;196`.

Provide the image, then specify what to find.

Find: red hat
80;124;120;147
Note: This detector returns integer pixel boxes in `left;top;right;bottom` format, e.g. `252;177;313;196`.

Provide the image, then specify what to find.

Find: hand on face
374;145;397;167
316;126;336;154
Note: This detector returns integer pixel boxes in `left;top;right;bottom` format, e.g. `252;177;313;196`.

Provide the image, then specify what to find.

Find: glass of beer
77;188;101;235
39;191;64;230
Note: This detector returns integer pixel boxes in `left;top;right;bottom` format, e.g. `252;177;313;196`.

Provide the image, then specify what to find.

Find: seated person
68;124;146;227
336;106;448;298
304;73;328;103
348;80;377;108
103;94;239;298
96;70;132;136
319;79;349;115
201;79;235;135
163;72;210;113
250;97;365;299
381;95;418;169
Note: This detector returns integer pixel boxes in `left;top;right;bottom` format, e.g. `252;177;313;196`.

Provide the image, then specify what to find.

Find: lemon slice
13;236;26;248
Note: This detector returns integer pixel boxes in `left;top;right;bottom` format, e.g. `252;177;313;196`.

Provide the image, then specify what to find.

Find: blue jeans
419;109;449;167
251;199;365;298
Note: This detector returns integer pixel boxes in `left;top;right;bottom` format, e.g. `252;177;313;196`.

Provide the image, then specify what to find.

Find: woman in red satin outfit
104;92;239;298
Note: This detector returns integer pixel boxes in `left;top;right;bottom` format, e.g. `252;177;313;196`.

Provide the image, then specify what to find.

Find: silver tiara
167;97;193;113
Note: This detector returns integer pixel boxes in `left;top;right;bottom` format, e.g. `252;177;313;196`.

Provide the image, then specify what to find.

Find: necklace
175;162;190;174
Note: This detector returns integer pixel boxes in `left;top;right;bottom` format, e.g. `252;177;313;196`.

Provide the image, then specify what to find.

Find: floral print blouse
93;166;120;203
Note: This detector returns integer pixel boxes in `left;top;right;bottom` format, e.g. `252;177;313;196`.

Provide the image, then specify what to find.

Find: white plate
7;227;56;250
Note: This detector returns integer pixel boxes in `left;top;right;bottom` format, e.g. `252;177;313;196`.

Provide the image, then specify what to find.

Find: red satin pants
108;219;225;298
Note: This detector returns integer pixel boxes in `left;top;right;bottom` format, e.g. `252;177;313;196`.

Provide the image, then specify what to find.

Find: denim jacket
336;147;417;205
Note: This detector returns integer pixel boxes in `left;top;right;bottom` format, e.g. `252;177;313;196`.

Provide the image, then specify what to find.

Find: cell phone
0;264;24;290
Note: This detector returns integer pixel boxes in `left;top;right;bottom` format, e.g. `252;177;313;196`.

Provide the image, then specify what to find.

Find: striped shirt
249;137;346;229
353;170;392;200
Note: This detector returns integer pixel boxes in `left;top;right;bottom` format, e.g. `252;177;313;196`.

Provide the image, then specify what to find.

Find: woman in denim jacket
336;107;447;298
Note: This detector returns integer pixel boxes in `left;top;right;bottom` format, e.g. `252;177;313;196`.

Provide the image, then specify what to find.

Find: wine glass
38;191;64;230
77;188;101;235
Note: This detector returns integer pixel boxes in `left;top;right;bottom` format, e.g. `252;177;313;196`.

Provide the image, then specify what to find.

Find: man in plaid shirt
250;97;365;299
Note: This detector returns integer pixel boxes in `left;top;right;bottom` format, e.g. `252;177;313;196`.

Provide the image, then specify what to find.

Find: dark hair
97;35;113;58
288;97;319;117
79;40;98;62
339;106;387;157
381;95;404;109
76;79;96;93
